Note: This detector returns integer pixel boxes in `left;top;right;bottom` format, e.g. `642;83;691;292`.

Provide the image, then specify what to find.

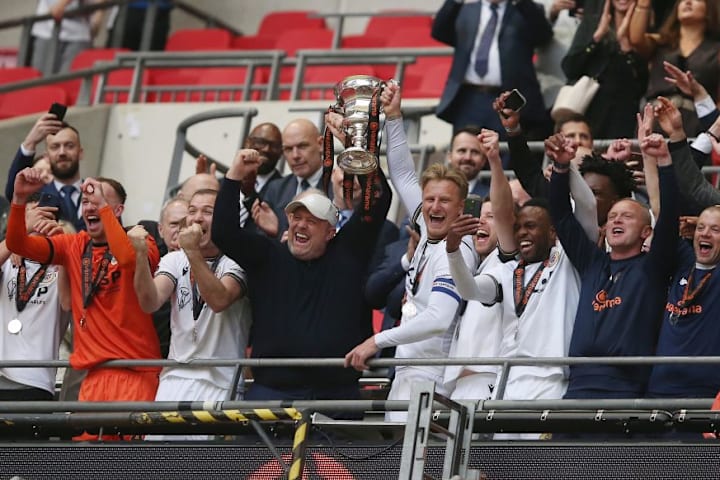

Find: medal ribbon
15;260;49;312
81;241;113;309
190;256;222;321
513;257;550;317
676;267;713;309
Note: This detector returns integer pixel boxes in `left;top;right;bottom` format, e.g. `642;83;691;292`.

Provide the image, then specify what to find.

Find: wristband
552;159;570;172
707;131;720;143
504;124;521;134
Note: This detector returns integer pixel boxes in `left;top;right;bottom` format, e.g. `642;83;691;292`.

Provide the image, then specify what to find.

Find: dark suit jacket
432;0;553;126
6;148;86;232
241;169;283;235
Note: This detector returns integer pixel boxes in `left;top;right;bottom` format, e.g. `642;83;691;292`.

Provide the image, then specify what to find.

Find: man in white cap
212;148;392;405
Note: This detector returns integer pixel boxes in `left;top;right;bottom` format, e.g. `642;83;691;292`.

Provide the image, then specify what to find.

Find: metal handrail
5;355;720;368
290;47;452;100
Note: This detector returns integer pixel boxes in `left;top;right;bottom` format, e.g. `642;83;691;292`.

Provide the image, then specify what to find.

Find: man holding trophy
211;76;393;405
343;82;478;421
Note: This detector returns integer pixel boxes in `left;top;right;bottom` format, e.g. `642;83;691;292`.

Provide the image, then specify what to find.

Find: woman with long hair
630;0;720;135
562;0;649;139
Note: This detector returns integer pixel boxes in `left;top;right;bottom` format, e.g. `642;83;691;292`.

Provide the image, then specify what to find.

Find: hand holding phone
463;195;483;218
504;89;527;113
48;102;67;121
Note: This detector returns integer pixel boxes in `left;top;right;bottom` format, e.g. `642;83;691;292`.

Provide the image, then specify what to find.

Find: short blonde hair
420;163;468;200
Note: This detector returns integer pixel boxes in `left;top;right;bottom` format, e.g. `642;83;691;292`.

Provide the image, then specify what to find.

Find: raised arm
548;133;599;274
481;128;517;252
381;82;423;213
568;160;600;243
6;168;54;263
628;0;658;59
494;92;549;198
640;132;679;277
127;225;173;314
212;149;273;270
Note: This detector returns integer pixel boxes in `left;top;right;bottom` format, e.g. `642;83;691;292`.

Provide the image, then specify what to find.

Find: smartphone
504;89;527;112
37;192;61;219
569;0;584;17
48;102;67;121
464;195;483;218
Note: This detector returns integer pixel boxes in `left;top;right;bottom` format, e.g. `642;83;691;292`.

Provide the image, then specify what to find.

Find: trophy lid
335;75;384;104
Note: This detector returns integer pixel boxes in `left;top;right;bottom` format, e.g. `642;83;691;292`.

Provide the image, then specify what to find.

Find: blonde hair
420;163;469;199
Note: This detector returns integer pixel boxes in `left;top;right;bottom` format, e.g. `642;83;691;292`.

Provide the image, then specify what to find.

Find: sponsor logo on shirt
665;302;702;318
592;289;622;312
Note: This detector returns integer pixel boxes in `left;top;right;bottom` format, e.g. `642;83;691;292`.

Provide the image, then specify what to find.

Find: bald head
282;119;323;179
179;173;220;200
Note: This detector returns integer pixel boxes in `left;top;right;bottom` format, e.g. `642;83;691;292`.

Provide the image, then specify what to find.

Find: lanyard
190;256;222;321
513;257;550;317
677;266;713;310
81;240;113;309
15;260;49;312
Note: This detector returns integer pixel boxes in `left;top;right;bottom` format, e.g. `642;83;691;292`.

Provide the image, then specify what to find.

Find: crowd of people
0;0;720;442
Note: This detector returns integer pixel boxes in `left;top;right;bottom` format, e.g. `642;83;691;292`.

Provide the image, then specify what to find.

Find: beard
51;158;79;180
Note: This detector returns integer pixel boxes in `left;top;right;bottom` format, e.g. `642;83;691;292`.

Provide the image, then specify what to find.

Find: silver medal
7;319;22;334
401;301;417;318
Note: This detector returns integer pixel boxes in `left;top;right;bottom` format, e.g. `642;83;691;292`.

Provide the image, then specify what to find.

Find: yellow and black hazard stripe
131;407;303;425
288;410;311;480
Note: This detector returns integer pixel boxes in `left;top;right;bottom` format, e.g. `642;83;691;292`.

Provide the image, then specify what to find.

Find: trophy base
337;148;378;175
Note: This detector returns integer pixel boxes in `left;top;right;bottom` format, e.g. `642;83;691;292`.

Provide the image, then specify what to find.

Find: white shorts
450;372;496;402
493;373;566;440
145;375;230;442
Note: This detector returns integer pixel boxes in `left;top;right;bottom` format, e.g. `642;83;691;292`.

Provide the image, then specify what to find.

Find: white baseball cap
285;193;339;227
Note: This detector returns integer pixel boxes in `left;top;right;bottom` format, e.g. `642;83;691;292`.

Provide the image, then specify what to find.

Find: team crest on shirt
177;286;191;309
110;256;118;265
546;248;560;268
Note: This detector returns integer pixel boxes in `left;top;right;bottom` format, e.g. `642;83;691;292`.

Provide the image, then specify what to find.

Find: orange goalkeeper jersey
7;203;161;371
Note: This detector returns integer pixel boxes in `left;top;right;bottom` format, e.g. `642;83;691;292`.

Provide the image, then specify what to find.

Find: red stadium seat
340;35;387;49
0;66;42;84
382;27;450;88
149;67;267;102
402;60;451;99
385;26;445;48
165;28;233;51
274;28;334;57
256;10;326;36
301;65;378;100
59;48;130;104
363;10;433;37
231;35;277;50
0;85;68;119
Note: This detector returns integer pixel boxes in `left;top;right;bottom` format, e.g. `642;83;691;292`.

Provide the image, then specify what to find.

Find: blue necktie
60;185;77;224
474;3;499;78
300;179;311;192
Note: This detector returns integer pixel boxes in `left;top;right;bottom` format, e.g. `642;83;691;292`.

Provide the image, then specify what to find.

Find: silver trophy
334;75;385;175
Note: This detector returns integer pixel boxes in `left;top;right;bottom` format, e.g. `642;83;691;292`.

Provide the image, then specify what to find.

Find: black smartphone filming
48;102;67;121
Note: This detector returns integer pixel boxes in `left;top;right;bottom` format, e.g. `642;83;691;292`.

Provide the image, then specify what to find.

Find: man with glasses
238;123;283;233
